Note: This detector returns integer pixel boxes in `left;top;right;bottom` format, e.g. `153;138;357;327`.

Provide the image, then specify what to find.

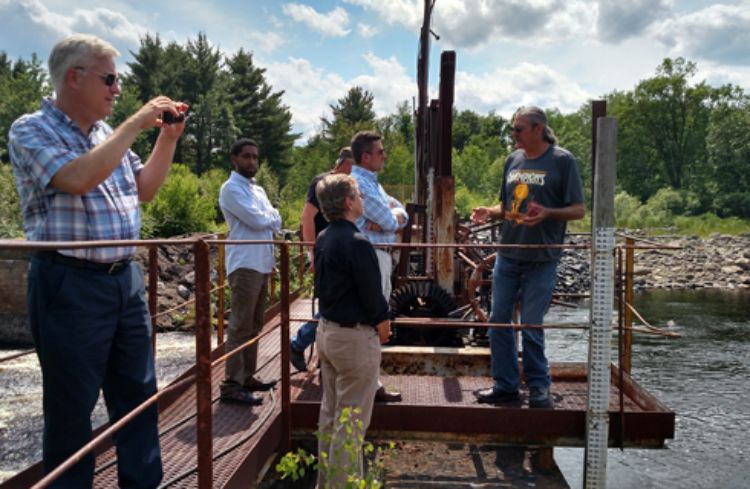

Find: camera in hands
162;111;186;124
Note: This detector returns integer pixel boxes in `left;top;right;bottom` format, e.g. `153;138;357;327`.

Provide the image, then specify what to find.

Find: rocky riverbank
554;232;750;296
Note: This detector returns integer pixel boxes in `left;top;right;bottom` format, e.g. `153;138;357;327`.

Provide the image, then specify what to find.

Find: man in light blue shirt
219;138;282;405
350;130;408;301
350;130;407;403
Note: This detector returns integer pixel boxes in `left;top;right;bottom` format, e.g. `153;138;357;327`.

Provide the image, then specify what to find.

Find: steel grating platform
2;297;674;488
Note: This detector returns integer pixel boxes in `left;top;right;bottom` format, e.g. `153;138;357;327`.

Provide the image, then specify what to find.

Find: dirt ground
261;438;569;488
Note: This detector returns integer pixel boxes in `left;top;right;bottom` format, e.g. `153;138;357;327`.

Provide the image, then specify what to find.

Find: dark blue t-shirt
499;145;584;261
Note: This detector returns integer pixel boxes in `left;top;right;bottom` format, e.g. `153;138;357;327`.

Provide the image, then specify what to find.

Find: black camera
162;111;186;124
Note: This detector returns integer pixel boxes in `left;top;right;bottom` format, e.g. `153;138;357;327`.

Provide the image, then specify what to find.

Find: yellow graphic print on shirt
508;183;529;224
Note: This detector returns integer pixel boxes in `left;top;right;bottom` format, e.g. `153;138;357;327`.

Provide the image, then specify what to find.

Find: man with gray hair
8;34;187;487
471;106;584;409
290;146;353;372
312;173;391;487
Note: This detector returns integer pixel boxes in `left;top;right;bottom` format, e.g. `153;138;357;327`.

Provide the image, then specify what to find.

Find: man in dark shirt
290;147;353;371
313;173;391;487
471;106;584;409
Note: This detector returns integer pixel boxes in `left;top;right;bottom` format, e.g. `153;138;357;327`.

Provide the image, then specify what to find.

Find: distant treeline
1;34;749;239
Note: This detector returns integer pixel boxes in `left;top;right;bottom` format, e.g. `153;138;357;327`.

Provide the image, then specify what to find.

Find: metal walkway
2;297;674;488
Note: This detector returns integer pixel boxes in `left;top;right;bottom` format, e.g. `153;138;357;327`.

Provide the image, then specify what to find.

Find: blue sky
2;0;749;141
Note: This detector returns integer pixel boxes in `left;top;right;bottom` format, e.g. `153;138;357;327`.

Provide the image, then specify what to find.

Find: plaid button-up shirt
351;164;408;246
8;98;143;262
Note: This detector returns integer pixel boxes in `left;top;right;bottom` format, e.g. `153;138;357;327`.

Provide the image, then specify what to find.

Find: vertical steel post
217;234;226;345
623;237;635;374
584;117;617;489
280;242;292;451
148;244;158;354
194;239;213;488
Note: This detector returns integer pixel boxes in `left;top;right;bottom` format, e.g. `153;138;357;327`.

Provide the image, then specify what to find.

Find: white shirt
219;171;281;275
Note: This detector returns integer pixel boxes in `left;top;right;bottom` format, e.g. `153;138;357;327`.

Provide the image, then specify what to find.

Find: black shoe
220;389;262;405
374;386;402;403
475;387;520;404
290;344;308;372
528;386;553;408
245;378;278;392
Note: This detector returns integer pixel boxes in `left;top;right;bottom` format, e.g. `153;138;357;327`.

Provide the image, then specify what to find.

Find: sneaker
474;387;520;404
290;344;308;372
528;386;553;408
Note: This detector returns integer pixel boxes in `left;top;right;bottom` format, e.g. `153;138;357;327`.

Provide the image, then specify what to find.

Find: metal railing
0;233;680;487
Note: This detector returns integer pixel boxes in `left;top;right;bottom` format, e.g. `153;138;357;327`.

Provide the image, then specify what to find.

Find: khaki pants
375;248;393;300
316;318;381;488
222;268;268;394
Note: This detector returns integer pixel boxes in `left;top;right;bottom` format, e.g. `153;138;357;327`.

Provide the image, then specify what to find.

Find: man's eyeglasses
75;67;119;87
369;149;385;156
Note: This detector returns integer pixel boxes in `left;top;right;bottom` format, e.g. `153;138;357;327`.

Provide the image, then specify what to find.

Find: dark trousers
28;256;162;488
222;268;268;394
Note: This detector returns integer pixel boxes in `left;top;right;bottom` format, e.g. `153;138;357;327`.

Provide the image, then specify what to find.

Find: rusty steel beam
193;239;213;489
437;51;455;177
217;234;226;344
433;176;456;293
148;244;158;353
279;242;292;452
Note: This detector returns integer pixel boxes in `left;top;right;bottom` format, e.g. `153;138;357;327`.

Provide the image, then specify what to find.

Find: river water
546;289;749;489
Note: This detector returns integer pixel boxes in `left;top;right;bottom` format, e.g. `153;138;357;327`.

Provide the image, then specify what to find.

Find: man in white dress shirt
219;138;282;404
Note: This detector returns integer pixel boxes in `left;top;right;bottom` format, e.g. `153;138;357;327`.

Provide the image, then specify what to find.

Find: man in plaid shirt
8;34;187;488
350;130;408;403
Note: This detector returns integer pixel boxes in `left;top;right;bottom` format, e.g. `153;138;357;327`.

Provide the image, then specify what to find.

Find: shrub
713;192;750;219
142;164;217;237
0;163;23;238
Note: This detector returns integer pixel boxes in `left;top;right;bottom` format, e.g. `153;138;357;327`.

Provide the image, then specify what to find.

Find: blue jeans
28;255;162;488
292;312;320;351
489;255;558;392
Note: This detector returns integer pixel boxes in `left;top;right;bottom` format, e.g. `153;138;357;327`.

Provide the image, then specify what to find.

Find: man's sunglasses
74;67;119;87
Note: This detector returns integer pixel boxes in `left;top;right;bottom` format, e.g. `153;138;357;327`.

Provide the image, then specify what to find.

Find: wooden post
584;117;617;489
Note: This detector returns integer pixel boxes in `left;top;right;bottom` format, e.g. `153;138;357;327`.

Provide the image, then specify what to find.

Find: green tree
0;53;50;162
321;86;377;150
705;87;750;204
225;49;296;182
611;58;715;200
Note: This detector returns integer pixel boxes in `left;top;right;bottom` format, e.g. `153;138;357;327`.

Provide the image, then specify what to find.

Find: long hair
514;106;558;145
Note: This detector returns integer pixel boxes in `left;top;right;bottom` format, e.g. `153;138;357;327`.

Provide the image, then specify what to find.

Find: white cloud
281;3;351;37
655;3;750;65
0;0;148;59
597;0;672;43
455;63;589;117
358;23;379;38
350;52;414;115
245;31;286;53
345;0;595;48
264;52;414;141
264;57;348;140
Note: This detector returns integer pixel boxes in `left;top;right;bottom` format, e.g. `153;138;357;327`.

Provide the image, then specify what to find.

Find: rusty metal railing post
280;241;292;451
148;244;158;354
194;239;213;488
623;237;635;374
217;233;226;344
